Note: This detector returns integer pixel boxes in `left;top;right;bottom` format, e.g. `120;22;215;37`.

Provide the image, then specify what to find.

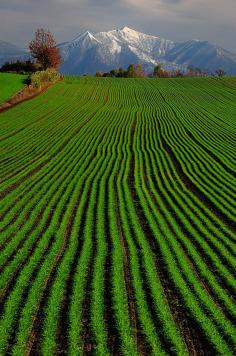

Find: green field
0;76;236;355
0;73;26;104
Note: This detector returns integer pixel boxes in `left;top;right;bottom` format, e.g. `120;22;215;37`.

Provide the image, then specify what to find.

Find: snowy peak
121;26;134;32
73;31;95;42
119;26;160;41
119;26;142;39
103;26;168;47
71;31;101;45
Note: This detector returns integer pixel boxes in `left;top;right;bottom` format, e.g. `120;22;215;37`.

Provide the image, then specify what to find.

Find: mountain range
1;27;236;75
58;27;236;75
0;40;28;67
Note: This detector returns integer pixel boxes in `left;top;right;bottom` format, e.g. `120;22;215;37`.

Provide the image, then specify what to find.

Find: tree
153;64;168;78
127;64;136;78
215;68;225;77
110;69;118;77
117;67;127;77
135;64;145;78
126;64;145;78
95;71;102;77
102;72;111;77
29;29;62;70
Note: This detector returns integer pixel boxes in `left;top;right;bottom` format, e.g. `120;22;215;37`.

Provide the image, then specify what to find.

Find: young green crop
0;76;235;355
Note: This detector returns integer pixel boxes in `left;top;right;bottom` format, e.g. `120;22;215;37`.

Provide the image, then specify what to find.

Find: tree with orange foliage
29;29;62;70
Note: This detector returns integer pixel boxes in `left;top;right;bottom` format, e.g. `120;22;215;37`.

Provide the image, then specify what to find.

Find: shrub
31;68;61;88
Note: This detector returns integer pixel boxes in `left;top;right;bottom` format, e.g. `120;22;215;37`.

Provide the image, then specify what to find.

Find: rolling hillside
0;76;236;355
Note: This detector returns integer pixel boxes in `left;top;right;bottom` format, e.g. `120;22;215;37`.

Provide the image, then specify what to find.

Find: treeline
0;60;40;74
0;59;226;78
96;63;225;78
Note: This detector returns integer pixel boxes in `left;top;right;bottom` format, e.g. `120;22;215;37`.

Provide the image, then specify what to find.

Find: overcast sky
1;0;236;52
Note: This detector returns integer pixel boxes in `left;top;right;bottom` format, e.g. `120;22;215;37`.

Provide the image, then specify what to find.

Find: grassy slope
0;76;235;356
0;73;26;103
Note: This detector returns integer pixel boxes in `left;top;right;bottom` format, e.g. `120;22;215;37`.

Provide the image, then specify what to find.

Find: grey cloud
0;0;236;53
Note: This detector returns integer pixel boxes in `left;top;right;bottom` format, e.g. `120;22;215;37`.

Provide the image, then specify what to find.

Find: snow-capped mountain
59;27;180;75
0;41;28;66
59;27;236;75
